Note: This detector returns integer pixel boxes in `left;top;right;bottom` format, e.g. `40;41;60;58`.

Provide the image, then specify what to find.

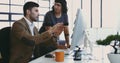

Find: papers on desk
64;48;73;55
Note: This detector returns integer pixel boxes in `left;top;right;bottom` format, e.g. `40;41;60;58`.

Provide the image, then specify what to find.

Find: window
11;0;24;5
39;8;49;15
39;1;49;7
0;22;10;29
0;5;9;12
92;0;100;28
11;6;23;13
0;0;51;29
0;14;8;20
12;15;23;20
25;0;38;3
82;0;90;28
0;0;9;4
102;0;120;28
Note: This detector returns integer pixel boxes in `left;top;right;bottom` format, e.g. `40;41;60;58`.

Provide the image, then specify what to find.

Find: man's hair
23;1;39;16
52;0;68;14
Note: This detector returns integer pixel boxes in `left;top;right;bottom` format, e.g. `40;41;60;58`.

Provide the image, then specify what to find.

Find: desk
29;49;104;63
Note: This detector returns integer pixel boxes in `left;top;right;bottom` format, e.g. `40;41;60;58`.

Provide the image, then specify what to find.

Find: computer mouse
45;54;54;58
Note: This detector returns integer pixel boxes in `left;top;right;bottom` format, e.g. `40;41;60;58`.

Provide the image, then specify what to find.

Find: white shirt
24;17;35;36
24;17;35;58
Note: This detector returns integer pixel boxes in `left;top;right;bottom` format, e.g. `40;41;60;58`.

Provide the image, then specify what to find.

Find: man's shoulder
13;18;26;26
14;18;25;23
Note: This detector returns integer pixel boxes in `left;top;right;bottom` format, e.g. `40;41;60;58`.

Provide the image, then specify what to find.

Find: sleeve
12;21;52;46
43;12;52;26
64;14;69;26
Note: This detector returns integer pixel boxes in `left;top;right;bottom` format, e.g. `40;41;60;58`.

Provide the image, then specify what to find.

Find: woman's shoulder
62;13;68;19
46;11;54;15
62;13;68;16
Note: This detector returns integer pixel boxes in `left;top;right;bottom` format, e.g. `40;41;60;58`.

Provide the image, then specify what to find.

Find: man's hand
66;44;71;48
48;23;64;37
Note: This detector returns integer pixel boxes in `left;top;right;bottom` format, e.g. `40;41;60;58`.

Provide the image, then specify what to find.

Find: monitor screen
70;9;86;50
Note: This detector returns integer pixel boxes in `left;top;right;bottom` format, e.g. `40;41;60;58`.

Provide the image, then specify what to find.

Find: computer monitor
70;9;86;50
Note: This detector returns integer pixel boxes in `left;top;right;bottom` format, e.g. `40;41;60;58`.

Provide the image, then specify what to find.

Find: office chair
0;27;11;63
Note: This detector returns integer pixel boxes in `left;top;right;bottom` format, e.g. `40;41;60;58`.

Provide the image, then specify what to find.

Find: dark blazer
9;18;54;63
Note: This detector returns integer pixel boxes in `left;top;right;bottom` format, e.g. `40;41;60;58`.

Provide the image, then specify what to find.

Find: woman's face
54;2;62;13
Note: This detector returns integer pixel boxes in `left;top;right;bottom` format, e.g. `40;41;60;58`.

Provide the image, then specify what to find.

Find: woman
39;0;70;48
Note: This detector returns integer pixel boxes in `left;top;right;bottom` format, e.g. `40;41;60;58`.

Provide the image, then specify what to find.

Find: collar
24;17;34;27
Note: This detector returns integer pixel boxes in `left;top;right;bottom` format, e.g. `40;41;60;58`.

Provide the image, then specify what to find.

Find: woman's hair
52;0;68;13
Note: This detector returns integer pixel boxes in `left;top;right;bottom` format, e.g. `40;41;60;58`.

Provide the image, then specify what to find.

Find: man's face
54;2;62;13
29;7;39;21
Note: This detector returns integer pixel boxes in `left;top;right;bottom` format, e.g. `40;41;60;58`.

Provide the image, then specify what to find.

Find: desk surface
29;49;109;63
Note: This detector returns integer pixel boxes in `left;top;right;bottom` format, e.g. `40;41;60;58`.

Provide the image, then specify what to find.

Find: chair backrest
0;27;11;46
0;27;11;63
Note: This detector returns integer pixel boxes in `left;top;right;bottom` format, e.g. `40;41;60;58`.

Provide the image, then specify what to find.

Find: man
9;1;63;63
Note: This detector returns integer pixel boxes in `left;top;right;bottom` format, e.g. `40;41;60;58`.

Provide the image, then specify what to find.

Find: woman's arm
64;26;70;48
